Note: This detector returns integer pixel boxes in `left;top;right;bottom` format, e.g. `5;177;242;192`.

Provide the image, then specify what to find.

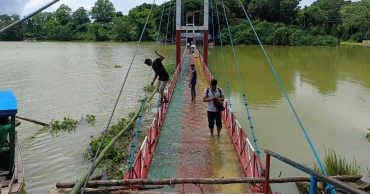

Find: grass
313;148;360;176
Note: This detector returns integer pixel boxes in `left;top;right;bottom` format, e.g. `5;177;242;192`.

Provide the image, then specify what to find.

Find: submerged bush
49;117;78;136
34;115;97;137
86;114;96;126
366;128;370;142
313;148;360;176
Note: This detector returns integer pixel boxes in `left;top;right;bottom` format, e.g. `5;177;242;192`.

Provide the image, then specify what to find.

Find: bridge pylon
175;0;209;66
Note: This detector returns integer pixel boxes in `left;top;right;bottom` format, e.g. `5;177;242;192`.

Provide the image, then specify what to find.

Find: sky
1;0;316;16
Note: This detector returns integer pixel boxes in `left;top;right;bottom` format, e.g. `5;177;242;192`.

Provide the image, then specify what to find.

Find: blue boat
0;91;24;194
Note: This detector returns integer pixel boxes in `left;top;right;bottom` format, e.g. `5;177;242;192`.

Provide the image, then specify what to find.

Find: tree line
0;0;369;46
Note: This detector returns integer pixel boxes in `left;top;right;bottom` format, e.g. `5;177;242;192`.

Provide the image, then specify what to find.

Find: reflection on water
209;45;370;193
1;42;370;194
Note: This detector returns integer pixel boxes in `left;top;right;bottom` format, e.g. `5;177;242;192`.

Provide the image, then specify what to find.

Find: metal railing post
265;149;366;194
310;176;317;194
264;154;270;194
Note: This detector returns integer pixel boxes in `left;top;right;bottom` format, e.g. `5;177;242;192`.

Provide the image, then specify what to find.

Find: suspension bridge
0;0;367;194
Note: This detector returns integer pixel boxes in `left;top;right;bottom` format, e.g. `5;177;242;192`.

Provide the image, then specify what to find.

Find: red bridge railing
124;49;187;180
199;52;271;193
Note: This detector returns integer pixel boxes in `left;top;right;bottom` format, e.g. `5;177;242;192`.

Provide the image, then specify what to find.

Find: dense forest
0;0;369;46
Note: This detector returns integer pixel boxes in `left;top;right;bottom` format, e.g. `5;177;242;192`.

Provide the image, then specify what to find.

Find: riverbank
341;42;370;47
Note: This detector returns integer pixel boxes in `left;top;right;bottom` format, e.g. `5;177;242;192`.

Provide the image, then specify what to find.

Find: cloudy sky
1;0;317;16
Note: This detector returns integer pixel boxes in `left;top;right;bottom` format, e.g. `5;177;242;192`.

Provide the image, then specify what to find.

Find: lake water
1;42;369;194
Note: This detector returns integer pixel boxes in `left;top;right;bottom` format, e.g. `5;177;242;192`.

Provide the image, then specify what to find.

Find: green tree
247;0;273;21
340;0;370;40
55;25;73;40
90;0;116;25
72;7;90;26
305;5;328;27
111;16;136;41
87;22;110;41
128;3;156;41
46;19;60;39
0;14;22;41
55;4;72;26
280;0;300;25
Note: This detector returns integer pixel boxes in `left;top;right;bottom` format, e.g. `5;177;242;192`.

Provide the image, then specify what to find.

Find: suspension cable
155;1;167;50
219;0;261;161
164;1;172;57
129;0;169;171
210;0;218;79
80;1;157;193
214;0;232;109
235;0;334;191
171;0;176;76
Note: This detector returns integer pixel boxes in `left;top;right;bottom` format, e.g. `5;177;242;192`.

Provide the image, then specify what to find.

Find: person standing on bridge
203;79;225;136
145;50;169;105
189;64;197;101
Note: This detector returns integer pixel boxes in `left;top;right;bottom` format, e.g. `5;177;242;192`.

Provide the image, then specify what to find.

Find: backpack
206;87;223;98
206;88;225;112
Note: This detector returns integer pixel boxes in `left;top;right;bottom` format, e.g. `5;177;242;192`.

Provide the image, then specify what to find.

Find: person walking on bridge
203;79;225;136
191;42;196;55
145;50;169;105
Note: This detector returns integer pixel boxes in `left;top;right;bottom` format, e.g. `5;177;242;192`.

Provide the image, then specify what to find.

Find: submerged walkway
146;51;250;192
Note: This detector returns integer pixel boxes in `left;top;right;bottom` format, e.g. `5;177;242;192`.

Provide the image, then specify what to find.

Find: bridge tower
176;0;209;66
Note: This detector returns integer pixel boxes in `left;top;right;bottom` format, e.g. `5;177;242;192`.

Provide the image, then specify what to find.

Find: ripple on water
0;42;175;194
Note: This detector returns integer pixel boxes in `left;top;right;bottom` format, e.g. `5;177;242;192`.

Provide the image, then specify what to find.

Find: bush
313;148;360;176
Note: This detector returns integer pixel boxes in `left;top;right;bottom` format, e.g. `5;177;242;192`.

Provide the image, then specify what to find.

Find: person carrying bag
203;79;225;136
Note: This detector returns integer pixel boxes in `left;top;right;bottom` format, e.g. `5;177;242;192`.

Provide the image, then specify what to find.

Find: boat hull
1;131;24;194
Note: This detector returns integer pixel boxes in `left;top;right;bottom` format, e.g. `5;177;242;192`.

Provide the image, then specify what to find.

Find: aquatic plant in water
31;115;97;138
86;114;96;126
114;65;122;68
49;117;78;136
313;148;360;176
85;112;136;178
144;85;155;93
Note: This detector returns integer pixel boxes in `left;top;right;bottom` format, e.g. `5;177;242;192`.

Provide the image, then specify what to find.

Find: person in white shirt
203;79;225;136
191;43;196;55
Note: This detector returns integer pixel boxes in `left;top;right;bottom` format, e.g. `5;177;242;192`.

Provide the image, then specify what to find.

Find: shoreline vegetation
294;148;370;193
3;39;370;47
1;0;370;47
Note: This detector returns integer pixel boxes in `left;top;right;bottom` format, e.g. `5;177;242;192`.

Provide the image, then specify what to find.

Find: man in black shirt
144;50;169;104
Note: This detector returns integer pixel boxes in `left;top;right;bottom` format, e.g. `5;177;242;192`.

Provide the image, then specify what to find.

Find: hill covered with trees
0;0;369;46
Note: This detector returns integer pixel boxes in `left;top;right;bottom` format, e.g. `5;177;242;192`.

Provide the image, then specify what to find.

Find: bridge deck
146;51;250;193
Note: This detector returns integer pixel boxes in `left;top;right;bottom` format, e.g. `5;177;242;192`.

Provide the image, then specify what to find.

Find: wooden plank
14;132;18;181
10;132;23;193
0;180;11;187
56;175;363;188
